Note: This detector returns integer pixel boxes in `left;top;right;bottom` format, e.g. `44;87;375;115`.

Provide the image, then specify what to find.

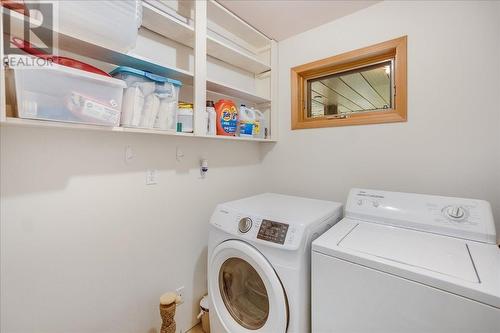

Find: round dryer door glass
219;257;270;330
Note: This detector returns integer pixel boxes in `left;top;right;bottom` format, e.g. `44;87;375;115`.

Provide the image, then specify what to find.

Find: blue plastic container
110;66;182;130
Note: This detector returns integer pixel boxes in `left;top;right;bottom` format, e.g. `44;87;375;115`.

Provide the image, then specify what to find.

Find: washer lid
313;219;500;309
338;222;479;282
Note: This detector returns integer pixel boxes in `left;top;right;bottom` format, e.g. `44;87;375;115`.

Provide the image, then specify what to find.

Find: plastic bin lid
110;66;182;87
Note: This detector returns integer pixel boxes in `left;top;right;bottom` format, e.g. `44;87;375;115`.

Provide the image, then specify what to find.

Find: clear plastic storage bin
8;59;126;126
111;67;182;131
55;0;141;52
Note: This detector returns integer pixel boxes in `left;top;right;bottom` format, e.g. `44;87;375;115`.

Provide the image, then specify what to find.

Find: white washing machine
208;193;343;333
312;188;500;333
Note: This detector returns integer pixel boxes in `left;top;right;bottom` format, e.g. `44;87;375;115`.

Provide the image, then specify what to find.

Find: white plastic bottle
238;105;256;137
206;100;217;136
253;109;266;139
199;106;209;135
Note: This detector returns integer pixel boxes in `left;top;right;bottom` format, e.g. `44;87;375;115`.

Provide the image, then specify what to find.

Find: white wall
262;0;500;240
0;126;267;333
2;2;500;333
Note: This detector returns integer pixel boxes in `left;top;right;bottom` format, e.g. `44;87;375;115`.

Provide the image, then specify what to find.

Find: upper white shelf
207;36;270;74
2;6;269;107
141;1;195;49
2;7;194;85
207;0;270;51
141;1;271;74
4;3;270;77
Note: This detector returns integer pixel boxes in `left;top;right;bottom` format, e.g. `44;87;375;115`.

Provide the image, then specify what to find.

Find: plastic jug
253;109;266;139
206;100;217;136
238;105;256;137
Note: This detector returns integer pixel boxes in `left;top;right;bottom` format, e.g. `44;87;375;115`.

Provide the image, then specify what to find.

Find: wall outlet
124;145;133;164
146;169;158;185
176;286;185;304
176;147;184;161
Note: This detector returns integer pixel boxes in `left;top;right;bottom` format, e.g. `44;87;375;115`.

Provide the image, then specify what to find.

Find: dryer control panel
346;188;496;244
210;206;303;250
257;220;289;244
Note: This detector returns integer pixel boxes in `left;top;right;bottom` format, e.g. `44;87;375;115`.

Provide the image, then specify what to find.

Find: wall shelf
141;1;270;75
207;0;270;51
1;2;278;142
207;36;270;74
125;52;194;85
141;1;195;50
0;117;276;143
0;117;191;137
207;79;270;105
60;36;194;85
2;7;194;85
200;134;275;143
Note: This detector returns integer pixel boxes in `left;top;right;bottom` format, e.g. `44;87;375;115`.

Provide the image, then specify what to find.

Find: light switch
125;145;134;164
146;169;158;185
176;147;184;161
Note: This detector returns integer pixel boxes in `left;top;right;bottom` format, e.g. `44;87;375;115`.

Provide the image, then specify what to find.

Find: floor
187;323;203;333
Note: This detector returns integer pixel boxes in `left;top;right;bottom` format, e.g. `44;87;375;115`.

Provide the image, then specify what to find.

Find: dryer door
209;240;288;333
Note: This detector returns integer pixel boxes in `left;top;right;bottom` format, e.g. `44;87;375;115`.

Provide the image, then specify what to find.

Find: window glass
307;60;393;118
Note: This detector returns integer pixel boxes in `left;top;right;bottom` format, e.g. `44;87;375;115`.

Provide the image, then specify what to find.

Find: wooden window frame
291;36;407;129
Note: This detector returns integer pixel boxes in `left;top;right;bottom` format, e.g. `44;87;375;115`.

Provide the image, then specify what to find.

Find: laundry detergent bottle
238;105;256;137
253;109;266;139
215;99;238;136
206;100;217;136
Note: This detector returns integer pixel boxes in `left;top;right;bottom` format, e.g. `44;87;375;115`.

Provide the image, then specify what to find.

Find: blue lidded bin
110;66;183;130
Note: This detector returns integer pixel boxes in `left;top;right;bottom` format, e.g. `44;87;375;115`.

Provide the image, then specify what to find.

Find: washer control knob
238;217;253;233
445;206;466;220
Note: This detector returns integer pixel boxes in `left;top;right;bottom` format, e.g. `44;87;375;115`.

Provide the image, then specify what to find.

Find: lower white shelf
0;117;277;142
196;134;274;142
207;79;271;105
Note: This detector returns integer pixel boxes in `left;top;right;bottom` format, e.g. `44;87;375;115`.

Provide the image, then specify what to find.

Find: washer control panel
443;205;467;221
257;219;289;244
346;188;496;244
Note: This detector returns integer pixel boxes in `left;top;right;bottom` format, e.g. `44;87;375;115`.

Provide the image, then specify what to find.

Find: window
291;36;407;129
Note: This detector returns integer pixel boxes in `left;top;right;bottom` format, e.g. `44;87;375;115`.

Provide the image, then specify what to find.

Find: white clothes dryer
208;193;342;333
